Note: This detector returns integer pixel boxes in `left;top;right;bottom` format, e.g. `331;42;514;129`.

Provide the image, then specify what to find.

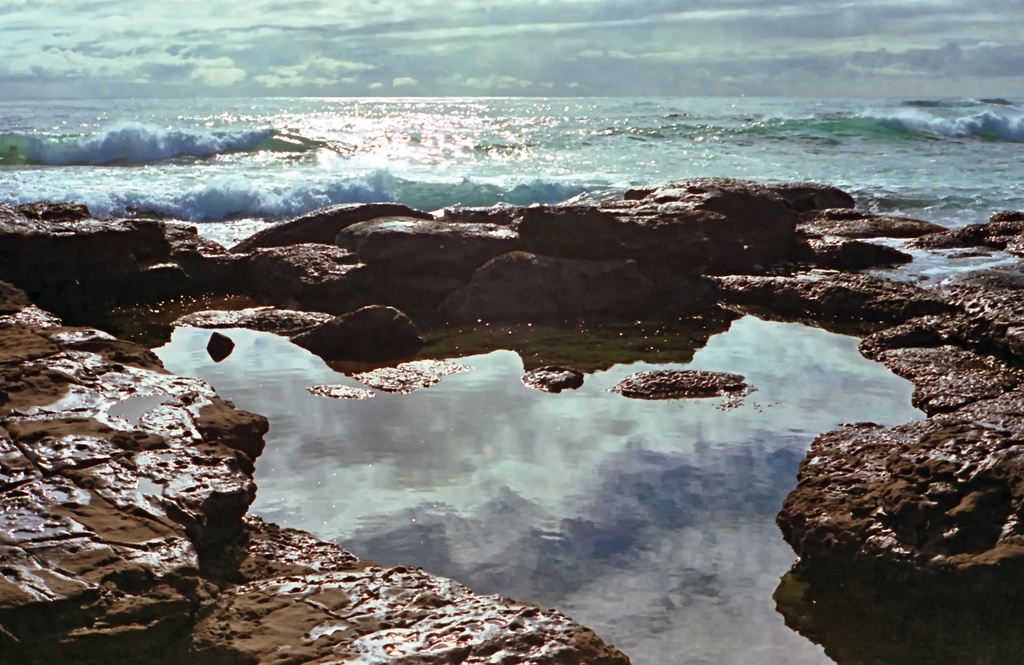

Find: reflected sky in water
156;316;922;665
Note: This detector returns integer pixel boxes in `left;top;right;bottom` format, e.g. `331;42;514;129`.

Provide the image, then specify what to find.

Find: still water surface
155;316;922;665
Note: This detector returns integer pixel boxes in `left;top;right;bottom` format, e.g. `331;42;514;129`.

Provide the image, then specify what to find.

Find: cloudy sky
3;0;1022;99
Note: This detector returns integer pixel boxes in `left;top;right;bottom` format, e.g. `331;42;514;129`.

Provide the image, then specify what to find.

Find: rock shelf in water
4;179;1024;661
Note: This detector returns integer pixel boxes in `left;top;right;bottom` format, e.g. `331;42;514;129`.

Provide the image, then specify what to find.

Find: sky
2;0;1023;99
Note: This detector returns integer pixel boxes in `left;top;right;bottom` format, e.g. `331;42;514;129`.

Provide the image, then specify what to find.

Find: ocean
2;96;1023;245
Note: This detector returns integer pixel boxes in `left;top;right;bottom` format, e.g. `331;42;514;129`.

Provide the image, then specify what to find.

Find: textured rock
230;202;433;253
175;307;333;337
240;243;374;314
798;208;945;239
291;305;425;362
352;359;471;394
911;219;1024;256
519;178;801;274
715;272;951;325
798;236;913;270
611;369;748;400
442;251;663;324
521;366;584;393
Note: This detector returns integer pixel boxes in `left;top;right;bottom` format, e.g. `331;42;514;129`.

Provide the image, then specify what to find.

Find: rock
291;305;424;362
715;273;951;326
911;219;1024;256
0;295;269;664
336;217;520;308
797;209;945;239
798;236;913;270
175;307;333;337
521;366;585;393
230;202;433;252
937;264;1024;362
192;564;630;665
205;331;235;362
990;210;1024;223
306;384;376;399
441;251;662;324
611;369;748;399
518;178;801;274
352;359;471;394
14;200;92;223
765;182;857;213
240;243;374;314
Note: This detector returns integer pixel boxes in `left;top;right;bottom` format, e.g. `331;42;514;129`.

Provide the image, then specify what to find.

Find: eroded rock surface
521;366;585;393
292;305;425;362
612;369;748;400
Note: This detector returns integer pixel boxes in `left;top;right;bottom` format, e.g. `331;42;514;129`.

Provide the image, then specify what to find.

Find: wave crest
0;123;325;166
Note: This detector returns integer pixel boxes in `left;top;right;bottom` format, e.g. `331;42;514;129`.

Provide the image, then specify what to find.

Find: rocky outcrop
291;305;425;362
797;208;945;239
175;307;333;337
239;243;374;314
797;236;913;271
230;202;433;253
442;251;666;324
0;282;630;665
911;213;1024;255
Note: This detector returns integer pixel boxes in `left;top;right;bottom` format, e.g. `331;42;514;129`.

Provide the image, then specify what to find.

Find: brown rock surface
521;366;585;393
175;306;333;337
240;243;374;314
291;305;425;362
798;208;945;239
611;369;748;400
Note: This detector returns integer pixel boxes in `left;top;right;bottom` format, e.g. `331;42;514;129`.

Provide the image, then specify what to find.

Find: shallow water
155;315;922;665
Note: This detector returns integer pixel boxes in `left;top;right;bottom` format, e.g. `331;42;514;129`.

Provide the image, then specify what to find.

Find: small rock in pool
307;384;376;399
353;359;472;394
612;369;748;400
521;366;584;393
206;331;235;362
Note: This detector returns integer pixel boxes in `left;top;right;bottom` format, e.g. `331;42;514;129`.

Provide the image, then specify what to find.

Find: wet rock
352;359;471;394
798;208;945;239
205;332;235;362
438;204;520;225
937;264;1024;362
442;251;664;324
715;273;951;326
175;307;333;337
798;236;913;270
191;565;630;665
911;219;1024;256
231;202;433;253
765;182;857;213
521;366;585;393
13;200;92;223
871;345;1021;415
306;384;376;399
519;178;801;274
612;369;748;399
292;305;425;362
240;243;374;314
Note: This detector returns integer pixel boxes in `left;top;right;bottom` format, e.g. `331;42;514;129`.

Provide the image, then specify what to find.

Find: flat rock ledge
0;282;629;665
611;369;748;400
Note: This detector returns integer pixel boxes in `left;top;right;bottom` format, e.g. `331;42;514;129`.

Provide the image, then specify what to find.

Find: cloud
0;0;1022;98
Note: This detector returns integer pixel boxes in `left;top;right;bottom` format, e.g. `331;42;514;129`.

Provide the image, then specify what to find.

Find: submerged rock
612;369;748;400
521;365;585;393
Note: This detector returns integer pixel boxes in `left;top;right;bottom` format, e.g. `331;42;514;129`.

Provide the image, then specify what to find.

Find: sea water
2;97;1022;240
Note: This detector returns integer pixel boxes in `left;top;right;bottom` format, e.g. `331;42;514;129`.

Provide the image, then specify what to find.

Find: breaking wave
0;123;329;166
1;170;597;222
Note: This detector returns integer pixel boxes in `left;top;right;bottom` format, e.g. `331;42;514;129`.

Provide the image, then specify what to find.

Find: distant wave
876;110;1024;142
0;123;331;166
1;170;597;222
902;98;1016;108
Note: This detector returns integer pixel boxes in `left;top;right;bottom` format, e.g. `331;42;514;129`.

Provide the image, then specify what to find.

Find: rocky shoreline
3;178;1024;662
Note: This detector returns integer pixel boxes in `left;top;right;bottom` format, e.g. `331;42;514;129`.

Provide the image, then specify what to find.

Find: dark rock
175;307;333;337
911;219;1024;256
441;251;661;324
291;305;424;362
230;202;432;253
767;182;857;213
14;201;92;223
938;264;1024;362
798;209;945;239
336;217;519;308
715;273;951;326
611;369;747;399
798;236;913;270
240;243;373;314
205;332;235;362
439;204;520;225
519;179;801;274
521;366;584;393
